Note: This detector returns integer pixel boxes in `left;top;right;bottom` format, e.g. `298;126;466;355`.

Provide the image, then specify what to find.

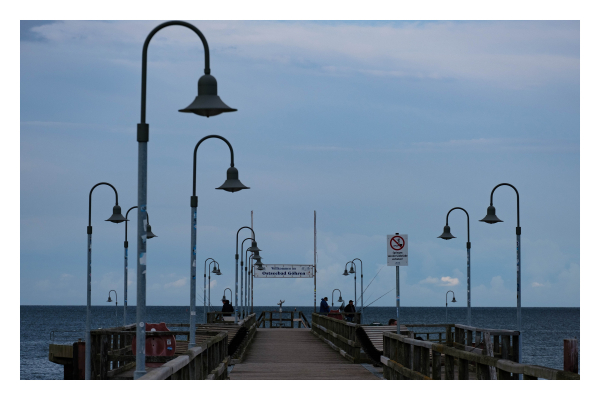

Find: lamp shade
146;224;157;239
216;269;222;276
255;260;265;270
438;225;456;240
106;205;127;223
178;74;237;117
252;254;263;263
216;167;249;192
212;265;219;274
480;205;503;224
452;297;457;303
342;269;349;276
222;294;227;301
338;296;343;303
349;265;355;274
107;296;112;302
247;240;261;253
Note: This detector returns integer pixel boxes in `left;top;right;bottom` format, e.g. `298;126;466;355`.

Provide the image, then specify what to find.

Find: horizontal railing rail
311;313;362;363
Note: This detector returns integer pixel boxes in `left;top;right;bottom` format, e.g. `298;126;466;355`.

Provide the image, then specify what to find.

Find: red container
327;310;343;320
132;322;176;367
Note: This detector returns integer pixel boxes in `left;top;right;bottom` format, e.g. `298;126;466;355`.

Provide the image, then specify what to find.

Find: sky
20;19;581;308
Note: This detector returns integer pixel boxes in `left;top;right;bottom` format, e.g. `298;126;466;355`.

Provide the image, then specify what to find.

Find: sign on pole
254;264;314;278
387;234;408;266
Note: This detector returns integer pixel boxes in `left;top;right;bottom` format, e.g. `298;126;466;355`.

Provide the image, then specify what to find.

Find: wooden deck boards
229;328;380;380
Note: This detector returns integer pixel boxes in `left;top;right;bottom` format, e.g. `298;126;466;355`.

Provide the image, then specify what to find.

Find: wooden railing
206;311;238;323
139;332;229;380
256;311;311;328
381;331;580;380
311;313;362;363
231;314;257;363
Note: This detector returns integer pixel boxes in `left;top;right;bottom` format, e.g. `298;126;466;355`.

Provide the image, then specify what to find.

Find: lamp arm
88;182;119;227
446;207;470;243
140;21;210;124
490;183;520;228
240;237;253;266
192;135;235;198
236;226;255;257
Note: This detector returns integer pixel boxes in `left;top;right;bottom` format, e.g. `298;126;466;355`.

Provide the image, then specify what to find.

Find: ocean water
21;305;579;380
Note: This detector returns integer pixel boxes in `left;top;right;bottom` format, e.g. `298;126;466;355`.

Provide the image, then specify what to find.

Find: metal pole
124;246;127;326
446;296;448;324
250;210;253;317
467;245;471;326
251;263;254;314
85;232;92;380
360;265;363;321
189;207;197;348
517;231;522;364
235;255;239;324
241;256;244;318
395;265;400;335
134;141;148;380
314;211;317;313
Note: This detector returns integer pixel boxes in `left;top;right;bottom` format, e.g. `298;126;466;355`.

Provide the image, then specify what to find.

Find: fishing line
363;287;395;308
357;266;383;302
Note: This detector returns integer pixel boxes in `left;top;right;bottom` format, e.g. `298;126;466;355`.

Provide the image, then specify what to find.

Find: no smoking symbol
390;236;405;251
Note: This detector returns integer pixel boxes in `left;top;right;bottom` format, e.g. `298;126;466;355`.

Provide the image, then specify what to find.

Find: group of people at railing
319;296;357;322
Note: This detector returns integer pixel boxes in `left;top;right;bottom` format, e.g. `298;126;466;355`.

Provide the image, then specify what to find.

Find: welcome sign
254;264;314;278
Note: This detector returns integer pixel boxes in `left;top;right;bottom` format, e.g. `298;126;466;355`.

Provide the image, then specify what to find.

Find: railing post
445;354;455;380
432;350;442;380
564;338;578;374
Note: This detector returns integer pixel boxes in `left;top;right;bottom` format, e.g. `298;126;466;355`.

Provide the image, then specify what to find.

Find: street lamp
438;207;471;326
134;20;236;379
189;135;248;347
124;207;156;327
332;289;343;309
235;227;259;323
343;261;356;307
244;247;261;317
480;183;523;366
107;290;118;319
240;237;253;318
86;182;126;380
209;260;220;313
203;257;215;323
445;290;457;324
351;258;364;319
222;288;232;302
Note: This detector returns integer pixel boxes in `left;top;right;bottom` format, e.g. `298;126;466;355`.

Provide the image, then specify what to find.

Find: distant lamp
342;269;349;276
480;205;503;224
106;206;128;223
349;264;355;274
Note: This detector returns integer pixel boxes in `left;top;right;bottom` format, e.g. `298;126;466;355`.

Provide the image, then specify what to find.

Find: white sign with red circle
387;234;408;266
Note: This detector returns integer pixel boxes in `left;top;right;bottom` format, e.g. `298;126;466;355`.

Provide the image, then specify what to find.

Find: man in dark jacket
319;297;330;314
221;300;234;316
344;300;356;322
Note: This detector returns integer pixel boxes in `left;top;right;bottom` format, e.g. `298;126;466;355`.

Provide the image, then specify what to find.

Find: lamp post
189;135;248;348
86;182;127;380
445;290;457;324
252;255;264;313
480;183;522;366
351;258;363;320
331;289;343;309
343;261;356;307
208;260;221;314
203;257;215;323
134;20;236;379
222;288;232;303
235;227;260;323
438;207;471;326
124;207;156;327
240;237;253;318
107;290;118;320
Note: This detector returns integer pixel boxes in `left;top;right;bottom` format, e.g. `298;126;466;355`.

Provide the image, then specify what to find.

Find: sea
20;305;579;380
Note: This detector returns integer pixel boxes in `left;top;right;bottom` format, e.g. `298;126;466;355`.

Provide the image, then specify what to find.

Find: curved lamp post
235;227;259;323
445;290;457;324
240;237;253;318
438;207;471;326
343;261;356;307
352;258;364;318
222;288;232;302
134;20;236;379
480;183;522;366
208;260;221;313
124;206;156;327
331;289;343;309
107;290;118;319
86;182;127;380
203;257;215;323
189;135;248;348
251;253;265;313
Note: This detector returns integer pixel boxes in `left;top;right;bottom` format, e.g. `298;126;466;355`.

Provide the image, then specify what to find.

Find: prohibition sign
390;235;405;251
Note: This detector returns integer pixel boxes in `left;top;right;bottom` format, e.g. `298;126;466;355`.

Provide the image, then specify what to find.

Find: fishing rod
363;287;395;309
357;266;384;302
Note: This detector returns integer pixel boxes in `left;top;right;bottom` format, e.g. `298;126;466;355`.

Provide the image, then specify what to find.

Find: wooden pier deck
229;328;381;380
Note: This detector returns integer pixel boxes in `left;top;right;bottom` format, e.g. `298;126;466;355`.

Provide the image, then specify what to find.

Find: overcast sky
20;20;580;308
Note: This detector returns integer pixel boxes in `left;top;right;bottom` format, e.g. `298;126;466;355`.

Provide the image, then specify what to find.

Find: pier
48;311;579;380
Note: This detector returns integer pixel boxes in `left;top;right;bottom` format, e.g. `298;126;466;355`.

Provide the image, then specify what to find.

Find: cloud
164;278;187;289
419;276;459;286
532;282;544;287
210;279;217;289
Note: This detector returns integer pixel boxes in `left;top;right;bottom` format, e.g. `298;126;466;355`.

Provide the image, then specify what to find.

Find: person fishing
344;300;356;322
221;299;234;317
319;297;330;314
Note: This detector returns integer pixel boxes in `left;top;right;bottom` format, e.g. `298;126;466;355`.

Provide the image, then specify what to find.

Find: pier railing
381;331;580;380
139;331;229;380
256;311;311;328
311;313;362;363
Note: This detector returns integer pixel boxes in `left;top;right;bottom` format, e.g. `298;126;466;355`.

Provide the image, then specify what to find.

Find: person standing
221;299;234;316
319;297;330;314
344;300;356;322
